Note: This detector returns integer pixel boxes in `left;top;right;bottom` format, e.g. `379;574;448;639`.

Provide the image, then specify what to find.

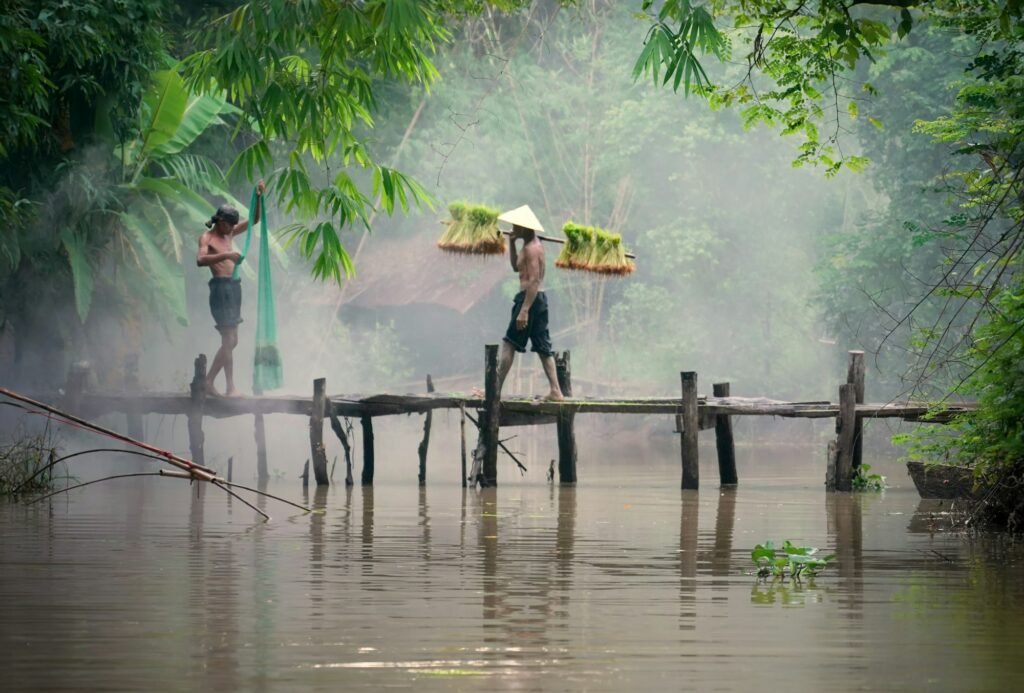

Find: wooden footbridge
50;347;972;492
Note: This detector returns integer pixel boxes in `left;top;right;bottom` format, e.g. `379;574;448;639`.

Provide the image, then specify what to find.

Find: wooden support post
187;355;207;467
254;413;268;482
124;354;143;441
481;344;500;488
834;383;857;492
227;456;233;483
847;350;865;471
713;382;737;486
417;375;435;486
63;361;90;417
361;415;375;486
680;371;699;490
327;404;354;487
460;402;468;488
310;378;329;486
555;351;577;484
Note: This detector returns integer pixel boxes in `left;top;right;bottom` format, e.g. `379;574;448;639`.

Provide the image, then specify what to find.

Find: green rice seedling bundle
591;228;635;276
556;221;635;275
437;202;505;255
555;222;594;270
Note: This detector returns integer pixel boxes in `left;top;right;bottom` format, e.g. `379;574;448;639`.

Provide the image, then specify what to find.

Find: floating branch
0;387;310;519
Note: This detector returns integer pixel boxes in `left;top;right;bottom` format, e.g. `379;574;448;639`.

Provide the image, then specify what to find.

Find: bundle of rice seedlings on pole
591;228;635;276
555;222;593;270
437;201;505;255
555;221;635;275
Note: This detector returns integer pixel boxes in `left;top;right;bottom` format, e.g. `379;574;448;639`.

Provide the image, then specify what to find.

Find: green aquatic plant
852;463;886;492
752;540;836;580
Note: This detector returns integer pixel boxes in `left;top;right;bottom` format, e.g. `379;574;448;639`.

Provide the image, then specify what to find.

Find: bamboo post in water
481;345;500;488
460;402;468;488
555;351;577;484
847;350;866;472
680;371;699;490
361;415;375;486
417;374;435;486
124;354;143;441
188;355;207;467
834;383;857;492
713;382;738;486
254;413;268;482
310;378;329;486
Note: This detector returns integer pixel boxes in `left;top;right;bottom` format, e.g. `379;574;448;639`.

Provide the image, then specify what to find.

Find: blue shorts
503;291;553;357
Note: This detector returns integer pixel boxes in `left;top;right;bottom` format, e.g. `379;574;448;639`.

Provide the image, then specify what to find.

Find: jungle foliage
3;0;1024;529
635;0;1023;527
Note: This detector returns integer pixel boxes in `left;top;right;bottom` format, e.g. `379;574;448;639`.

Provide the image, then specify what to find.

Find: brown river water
2;441;1023;691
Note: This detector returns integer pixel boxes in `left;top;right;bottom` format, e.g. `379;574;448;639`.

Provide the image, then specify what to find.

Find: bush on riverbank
0;429;60;495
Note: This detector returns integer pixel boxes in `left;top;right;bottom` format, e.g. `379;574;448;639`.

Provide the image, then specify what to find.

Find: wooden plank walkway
66;390;972;423
38;348;975;494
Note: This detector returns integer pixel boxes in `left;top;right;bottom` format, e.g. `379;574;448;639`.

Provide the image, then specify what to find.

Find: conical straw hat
498;204;544;232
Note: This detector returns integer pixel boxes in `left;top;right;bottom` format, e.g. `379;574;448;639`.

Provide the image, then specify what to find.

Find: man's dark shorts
209;277;243;330
503;290;553;356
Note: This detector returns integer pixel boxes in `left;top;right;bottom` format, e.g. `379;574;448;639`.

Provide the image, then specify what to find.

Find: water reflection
473;486;575;673
679;490;698;629
827;492;864;622
4;458;1024;691
187;481;241;691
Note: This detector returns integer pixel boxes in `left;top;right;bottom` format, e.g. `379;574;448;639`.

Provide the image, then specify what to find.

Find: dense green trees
3;0;1023;527
636;0;1023;526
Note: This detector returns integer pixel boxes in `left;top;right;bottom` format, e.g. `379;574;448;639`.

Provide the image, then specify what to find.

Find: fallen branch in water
464;411;527;475
0;387;310;520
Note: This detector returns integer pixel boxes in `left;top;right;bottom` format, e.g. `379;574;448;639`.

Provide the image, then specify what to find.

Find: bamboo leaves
183;0;459;283
633;1;725;95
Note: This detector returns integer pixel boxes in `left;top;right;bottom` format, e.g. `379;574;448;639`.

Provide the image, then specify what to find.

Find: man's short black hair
208;204;240;228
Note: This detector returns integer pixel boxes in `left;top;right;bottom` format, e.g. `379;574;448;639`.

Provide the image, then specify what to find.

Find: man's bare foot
470;387;484;398
544;390;564;402
203;382;223;397
224;387;244;398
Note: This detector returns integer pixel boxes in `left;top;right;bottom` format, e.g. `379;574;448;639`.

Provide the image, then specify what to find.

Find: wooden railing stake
361;415;375;486
555;351;577;484
417;374;434;486
187;355;207;467
481;345;500;487
680;371;699;490
310;378;329;486
713;382;737;486
847;350;866;471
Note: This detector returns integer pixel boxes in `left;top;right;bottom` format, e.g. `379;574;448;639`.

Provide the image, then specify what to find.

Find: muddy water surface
2;449;1022;691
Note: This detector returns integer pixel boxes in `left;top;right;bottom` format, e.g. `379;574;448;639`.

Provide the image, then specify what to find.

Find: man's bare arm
231;179;265;237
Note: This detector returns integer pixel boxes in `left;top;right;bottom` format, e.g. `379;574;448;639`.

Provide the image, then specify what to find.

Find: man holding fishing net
496;205;564;402
196;180;264;397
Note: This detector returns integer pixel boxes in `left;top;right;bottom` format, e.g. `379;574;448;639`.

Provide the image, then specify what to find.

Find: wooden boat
906;460;981;500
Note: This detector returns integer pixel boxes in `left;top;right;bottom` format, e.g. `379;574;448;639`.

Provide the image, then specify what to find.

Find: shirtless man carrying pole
196;180;264;396
496;205;564;401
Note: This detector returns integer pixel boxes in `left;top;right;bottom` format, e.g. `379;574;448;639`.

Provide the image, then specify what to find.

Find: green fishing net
234;186;283;392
